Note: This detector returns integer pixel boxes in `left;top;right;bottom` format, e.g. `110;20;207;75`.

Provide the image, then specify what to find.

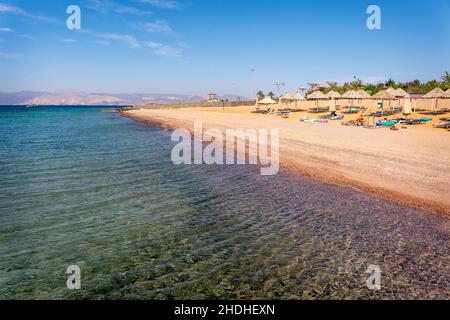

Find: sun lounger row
433;121;450;129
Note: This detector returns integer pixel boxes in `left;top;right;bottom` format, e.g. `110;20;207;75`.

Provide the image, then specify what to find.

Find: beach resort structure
255;86;450;113
207;93;218;102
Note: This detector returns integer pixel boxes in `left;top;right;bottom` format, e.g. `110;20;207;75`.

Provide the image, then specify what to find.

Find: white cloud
98;33;141;48
143;41;183;57
142;20;174;34
87;0;152;15
0;27;12;32
60;38;77;43
0;2;58;23
0;3;23;14
83;28;184;57
0;51;23;59
137;0;183;10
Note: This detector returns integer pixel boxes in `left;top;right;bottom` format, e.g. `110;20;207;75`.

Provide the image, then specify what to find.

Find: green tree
422;80;439;93
407;80;421;94
326;81;338;90
441;71;450;84
364;84;378;95
307;83;318;92
349;78;363;90
267;91;276;99
256;91;265;100
385;78;395;87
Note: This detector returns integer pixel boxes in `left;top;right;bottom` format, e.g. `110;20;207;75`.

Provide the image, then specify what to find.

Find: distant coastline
0;91;247;106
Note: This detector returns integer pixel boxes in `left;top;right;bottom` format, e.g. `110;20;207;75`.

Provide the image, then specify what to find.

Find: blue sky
0;0;449;97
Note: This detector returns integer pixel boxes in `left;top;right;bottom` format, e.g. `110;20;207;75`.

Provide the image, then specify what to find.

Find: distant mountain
0;91;48;105
0;91;207;106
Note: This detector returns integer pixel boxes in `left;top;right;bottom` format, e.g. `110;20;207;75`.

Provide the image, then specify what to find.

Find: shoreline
121;108;450;217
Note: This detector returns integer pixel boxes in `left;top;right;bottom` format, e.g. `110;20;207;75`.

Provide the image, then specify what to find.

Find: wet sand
123;106;450;216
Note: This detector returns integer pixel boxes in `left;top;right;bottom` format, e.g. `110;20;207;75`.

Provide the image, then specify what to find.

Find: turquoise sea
0;106;448;299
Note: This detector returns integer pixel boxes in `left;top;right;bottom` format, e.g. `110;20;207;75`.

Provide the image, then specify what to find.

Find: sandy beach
123;105;450;216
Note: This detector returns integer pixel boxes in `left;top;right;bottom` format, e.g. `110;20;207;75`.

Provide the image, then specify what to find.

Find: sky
0;0;449;97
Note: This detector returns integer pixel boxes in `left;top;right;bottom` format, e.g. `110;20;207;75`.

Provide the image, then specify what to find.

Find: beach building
207;93;218;102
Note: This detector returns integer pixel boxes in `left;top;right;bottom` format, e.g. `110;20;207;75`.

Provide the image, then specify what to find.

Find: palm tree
349;78;363;90
267;91;275;99
364;84;378;95
385;78;395;87
326;81;338;91
256;91;265;100
307;83;318;92
441;71;450;84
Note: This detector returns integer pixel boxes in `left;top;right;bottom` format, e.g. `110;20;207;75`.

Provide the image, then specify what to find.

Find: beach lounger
419;111;448;116
433;121;450;129
299;116;309;122
342;107;361;114
308;106;329;113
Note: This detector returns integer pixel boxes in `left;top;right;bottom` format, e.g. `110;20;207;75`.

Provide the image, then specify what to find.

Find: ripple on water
0;106;448;300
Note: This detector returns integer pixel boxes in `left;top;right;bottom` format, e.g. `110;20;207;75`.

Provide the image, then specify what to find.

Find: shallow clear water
0;106;448;300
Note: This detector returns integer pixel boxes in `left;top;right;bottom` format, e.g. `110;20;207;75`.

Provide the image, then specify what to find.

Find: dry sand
123;106;450;216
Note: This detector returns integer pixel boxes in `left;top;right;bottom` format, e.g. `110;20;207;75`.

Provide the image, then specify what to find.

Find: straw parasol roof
371;90;397;110
291;92;305;101
342;90;362;99
386;87;399;96
258;97;277;105
371;90;397;100
280;92;292;101
422;88;446;111
326;90;341;99
290;92;304;111
445;89;450;98
394;88;410;98
422;87;446;99
356;89;371;99
307;91;329;100
307;91;329;111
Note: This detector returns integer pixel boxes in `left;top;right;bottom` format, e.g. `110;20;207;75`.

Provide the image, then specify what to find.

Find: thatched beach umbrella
342;90;362;107
356;89;371;107
394;88;411;107
258;96;277;109
307;91;329;112
422;88;446;112
279;92;292;107
326;91;341;112
445;88;450;98
291;92;304;110
371;90;397;110
280;92;291;101
386;87;400;97
394;88;410;98
326;90;341;99
356;89;371;99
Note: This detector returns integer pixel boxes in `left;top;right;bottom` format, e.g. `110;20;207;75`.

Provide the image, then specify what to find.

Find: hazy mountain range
0;91;248;106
